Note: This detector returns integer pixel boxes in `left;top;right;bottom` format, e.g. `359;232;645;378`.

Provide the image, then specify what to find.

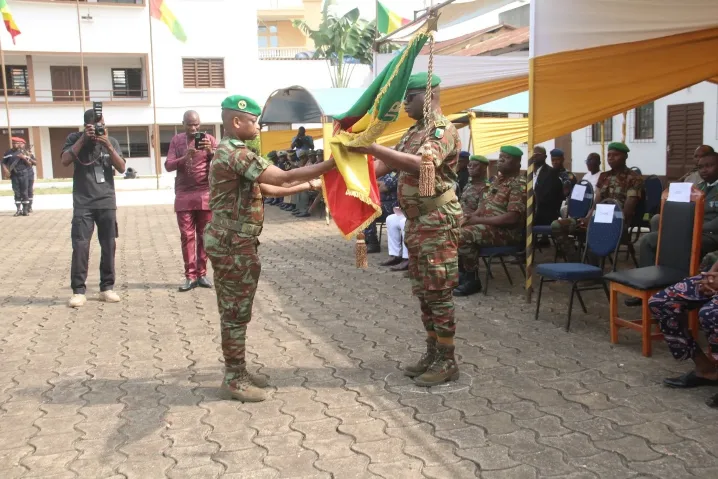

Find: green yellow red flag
150;0;187;43
0;0;20;45
377;1;410;35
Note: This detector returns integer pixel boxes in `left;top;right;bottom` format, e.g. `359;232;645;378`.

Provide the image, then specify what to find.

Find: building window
112;126;149;158
258;24;279;48
634;102;655;140
182;58;225;89
112;68;143;98
591;118;613;143
159;125;217;156
1;65;29;96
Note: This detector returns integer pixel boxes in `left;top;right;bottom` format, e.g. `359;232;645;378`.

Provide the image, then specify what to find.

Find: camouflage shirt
209;136;272;236
460;179;490;213
596;166;644;209
475;173;527;239
396;113;462;217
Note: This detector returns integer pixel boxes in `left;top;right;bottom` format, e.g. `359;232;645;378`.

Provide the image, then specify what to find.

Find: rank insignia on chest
434;128;445;139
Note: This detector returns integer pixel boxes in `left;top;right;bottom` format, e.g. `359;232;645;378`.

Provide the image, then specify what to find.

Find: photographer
2;137;35;216
60;108;126;308
290;127;314;153
165;110;217;292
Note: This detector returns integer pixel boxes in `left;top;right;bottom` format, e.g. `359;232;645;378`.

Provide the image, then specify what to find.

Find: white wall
571;81;718;176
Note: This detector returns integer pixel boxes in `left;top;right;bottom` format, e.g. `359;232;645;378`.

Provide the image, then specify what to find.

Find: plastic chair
604;187;705;357
535;199;623;332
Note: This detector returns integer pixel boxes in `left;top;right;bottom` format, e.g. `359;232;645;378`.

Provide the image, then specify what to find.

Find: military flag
150;0;187;43
0;0;20;44
323;32;429;238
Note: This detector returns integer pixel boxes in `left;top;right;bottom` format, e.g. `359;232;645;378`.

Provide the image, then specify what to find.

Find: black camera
93;101;105;136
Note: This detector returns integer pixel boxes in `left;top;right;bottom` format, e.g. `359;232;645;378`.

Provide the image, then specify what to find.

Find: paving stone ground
1;205;718;478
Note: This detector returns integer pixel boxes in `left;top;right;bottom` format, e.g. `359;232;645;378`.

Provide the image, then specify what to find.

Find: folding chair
535;199;623;332
480;245;525;295
604;186;705;357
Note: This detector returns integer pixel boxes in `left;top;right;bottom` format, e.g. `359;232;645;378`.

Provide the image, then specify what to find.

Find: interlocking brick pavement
1;205;718;478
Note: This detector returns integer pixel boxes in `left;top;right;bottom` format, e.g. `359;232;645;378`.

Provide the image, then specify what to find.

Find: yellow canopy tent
524;0;718;296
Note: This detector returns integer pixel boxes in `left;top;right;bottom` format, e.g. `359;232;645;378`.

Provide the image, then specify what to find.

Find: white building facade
1;0;370;179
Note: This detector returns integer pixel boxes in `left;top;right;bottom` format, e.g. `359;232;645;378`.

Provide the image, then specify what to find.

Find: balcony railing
5;89;150;103
258;0;304;9
259;47;312;60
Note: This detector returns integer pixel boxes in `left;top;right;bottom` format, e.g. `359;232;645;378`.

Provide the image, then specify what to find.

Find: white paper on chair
594;204;616;223
668;182;692;203
570;184;587;201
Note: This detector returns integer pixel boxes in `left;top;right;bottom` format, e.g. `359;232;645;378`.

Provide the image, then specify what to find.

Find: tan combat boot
221;370;267;402
414;344;459;387
403;337;438;378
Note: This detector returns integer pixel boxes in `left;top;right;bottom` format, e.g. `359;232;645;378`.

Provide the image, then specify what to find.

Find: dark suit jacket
534;164;564;225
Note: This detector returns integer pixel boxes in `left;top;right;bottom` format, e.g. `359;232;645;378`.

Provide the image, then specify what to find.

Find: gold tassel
355;232;368;269
419;144;435;197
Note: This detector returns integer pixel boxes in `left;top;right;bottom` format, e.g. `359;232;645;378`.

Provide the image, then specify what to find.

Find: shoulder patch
434;128;445;139
229;138;245;148
434;118;449;128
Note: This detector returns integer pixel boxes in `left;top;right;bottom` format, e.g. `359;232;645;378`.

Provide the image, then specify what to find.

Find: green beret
406;72;441;91
221;95;262;117
500;146;523;158
608;142;630;154
267;150;278;159
469;155;489;164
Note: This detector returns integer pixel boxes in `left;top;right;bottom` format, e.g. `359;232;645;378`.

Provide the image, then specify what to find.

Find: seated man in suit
628;152;718;306
551;148;577;198
648;258;718;408
454;146;526;297
551;142;643;261
532;146;564;226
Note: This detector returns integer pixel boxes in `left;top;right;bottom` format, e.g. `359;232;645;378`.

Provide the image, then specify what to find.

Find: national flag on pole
377;1;410;35
0;0;21;44
150;0;187;43
323;33;429;238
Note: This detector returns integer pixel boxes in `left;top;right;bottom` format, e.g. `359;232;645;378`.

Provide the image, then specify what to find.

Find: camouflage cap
221;95;262;117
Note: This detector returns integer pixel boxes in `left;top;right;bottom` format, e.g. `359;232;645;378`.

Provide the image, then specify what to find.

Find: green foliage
292;0;398;88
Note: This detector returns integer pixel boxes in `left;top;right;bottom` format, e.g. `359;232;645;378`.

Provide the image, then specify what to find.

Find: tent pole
524;57;535;302
621;111;627;143
600;120;605;171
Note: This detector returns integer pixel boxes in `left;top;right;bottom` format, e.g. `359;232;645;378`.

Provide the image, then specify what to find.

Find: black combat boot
453;270;482;296
21;203;29;216
414;343;459;387
27;200;33;214
403;337;438;378
13;204;22;217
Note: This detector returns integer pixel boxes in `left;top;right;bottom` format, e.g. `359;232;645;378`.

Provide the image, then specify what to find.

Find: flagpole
0;34;13;154
148;2;161;190
75;1;87;111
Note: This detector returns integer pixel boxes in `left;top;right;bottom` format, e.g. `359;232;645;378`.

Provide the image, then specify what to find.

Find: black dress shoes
381;256;403;267
179;279;197;292
390;259;409;271
663;370;718;388
197;276;213;288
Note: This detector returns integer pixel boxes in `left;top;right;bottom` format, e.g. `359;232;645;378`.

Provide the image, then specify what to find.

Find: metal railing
257;0;304;9
22;89;150;102
258;47;311;60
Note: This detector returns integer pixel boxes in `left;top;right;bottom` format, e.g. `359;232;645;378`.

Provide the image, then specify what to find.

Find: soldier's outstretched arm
257;159;335;188
353;144;421;174
260;179;321;198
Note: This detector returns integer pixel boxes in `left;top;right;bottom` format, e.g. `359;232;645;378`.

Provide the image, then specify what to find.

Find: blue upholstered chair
535;199;623;332
479;245;525;295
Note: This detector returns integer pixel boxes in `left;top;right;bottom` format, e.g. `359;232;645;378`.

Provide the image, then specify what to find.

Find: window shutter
182;58;225;89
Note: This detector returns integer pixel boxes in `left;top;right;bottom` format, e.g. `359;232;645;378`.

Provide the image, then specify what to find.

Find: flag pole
0;33;13;154
75;1;87;112
148;2;161;190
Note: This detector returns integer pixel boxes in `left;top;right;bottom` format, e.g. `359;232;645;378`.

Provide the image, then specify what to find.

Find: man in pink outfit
165;110;217;292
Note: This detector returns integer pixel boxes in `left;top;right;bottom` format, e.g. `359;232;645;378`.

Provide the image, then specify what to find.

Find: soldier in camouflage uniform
350;73;462;387
205;95;335;402
454;146;526;296
460;155;490;214
550;142;643;261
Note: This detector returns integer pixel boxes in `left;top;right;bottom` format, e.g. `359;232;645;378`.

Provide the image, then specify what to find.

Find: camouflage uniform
397;114;462;338
459;178;490;214
204;136;272;390
458;174;526;272
551;166;643;255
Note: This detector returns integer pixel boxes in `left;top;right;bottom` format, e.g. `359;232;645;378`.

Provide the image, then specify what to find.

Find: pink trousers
177;210;212;280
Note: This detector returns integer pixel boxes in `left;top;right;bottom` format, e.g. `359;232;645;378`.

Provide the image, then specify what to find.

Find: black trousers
71;208;118;294
10;172;31;205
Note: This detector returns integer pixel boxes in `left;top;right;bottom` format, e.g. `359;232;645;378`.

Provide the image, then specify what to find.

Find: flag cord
418;14;437;197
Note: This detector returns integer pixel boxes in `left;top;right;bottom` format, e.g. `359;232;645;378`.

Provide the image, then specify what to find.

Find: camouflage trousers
405;217;460;338
458;224;518;272
550;218;584;259
204;224;262;382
